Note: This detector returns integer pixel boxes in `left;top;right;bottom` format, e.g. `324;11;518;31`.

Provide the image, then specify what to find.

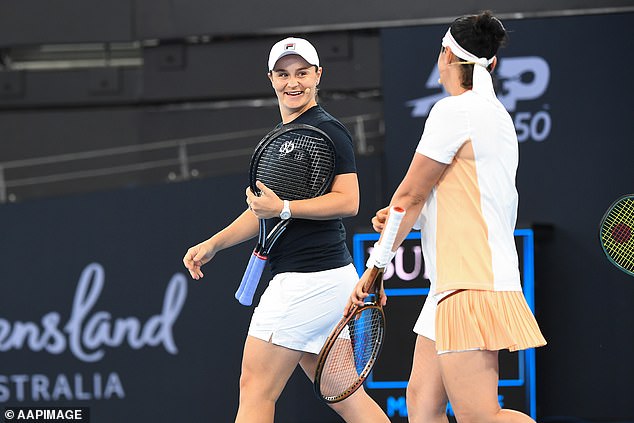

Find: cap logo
284;43;296;51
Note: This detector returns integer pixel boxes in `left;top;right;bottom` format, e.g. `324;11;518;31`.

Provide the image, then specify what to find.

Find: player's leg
439;349;535;423
299;353;390;423
407;290;449;422
235;335;303;423
406;335;449;423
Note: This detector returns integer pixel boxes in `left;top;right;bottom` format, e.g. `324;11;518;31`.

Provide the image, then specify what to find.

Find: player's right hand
183;240;216;280
344;268;388;317
347;270;370;311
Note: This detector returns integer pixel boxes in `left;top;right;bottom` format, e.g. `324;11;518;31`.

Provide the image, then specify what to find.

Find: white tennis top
416;90;522;294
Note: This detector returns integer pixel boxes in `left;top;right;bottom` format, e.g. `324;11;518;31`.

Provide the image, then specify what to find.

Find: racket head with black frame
235;123;337;306
599;194;634;276
249;123;336;200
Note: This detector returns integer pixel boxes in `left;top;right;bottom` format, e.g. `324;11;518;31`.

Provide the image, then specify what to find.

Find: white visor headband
441;28;496;99
442;28;494;67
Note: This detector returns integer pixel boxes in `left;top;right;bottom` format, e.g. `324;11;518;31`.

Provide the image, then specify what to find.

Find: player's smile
285;90;305;97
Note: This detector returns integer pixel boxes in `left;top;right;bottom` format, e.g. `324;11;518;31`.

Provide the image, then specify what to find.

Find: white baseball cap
268;37;320;71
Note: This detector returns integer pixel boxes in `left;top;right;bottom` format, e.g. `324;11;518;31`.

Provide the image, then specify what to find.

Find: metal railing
0;113;383;203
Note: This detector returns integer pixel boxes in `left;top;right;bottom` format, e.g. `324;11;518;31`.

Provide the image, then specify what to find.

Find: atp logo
407;56;551;143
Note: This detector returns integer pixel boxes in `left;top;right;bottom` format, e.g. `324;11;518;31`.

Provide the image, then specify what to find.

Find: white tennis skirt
248;263;358;354
413;291;438;341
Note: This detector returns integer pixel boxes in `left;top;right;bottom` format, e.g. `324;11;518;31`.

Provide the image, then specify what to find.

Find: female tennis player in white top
348;11;546;423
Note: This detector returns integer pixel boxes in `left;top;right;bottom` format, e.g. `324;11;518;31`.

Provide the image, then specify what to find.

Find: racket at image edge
599;194;634;276
235;124;337;305
314;206;406;403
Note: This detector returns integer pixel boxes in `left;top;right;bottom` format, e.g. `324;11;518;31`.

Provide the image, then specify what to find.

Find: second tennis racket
314;206;406;403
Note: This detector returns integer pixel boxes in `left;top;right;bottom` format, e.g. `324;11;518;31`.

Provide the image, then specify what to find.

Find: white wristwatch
279;200;291;220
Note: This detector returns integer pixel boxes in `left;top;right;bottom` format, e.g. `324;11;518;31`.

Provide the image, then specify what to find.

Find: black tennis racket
599;194;634;276
235;123;337;306
314;206;405;403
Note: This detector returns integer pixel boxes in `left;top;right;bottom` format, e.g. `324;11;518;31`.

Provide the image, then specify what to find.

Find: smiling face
268;54;322;123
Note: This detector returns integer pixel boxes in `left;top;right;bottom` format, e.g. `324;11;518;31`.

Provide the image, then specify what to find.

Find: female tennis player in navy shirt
183;37;389;423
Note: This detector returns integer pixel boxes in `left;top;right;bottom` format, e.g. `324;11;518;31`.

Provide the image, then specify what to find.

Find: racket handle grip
235;253;256;300
382;206;406;247
235;255;266;306
367;206;406;268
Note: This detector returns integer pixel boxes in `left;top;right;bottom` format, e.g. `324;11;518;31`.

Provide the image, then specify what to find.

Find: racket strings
255;131;336;200
601;197;634;272
318;307;384;401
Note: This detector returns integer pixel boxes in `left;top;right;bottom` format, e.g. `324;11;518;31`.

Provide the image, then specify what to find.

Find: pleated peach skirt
435;290;547;352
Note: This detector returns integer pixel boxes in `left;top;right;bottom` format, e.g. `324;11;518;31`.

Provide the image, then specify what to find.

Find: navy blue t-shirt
265;105;356;276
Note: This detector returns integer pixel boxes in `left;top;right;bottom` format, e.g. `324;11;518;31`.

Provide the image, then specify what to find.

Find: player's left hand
372;206;390;232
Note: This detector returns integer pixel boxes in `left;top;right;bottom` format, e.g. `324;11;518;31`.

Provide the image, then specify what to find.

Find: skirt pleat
435;290;546;352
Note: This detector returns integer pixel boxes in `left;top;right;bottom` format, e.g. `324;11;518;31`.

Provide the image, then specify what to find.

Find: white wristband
366;242;397;269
